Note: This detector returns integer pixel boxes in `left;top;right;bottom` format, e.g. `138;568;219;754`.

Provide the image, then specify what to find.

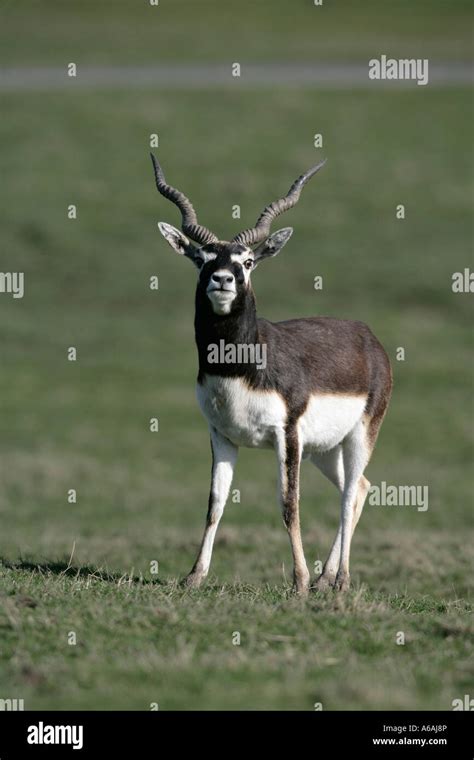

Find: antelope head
151;153;326;316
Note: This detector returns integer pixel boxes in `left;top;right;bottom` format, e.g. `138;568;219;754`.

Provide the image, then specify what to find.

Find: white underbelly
298;393;367;452
196;375;287;448
197;375;367;452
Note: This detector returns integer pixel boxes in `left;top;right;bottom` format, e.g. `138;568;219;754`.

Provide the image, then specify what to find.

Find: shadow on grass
0;557;167;586
0;559;291;598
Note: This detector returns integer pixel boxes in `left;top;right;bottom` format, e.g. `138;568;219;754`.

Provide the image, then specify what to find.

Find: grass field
0;2;473;711
0;0;472;66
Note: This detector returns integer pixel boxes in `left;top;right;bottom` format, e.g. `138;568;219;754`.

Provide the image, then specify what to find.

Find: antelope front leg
276;427;310;595
184;426;238;588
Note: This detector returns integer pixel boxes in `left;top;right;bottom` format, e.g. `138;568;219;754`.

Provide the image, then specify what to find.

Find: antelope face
199;242;254;316
156;230;255;315
157;225;295;317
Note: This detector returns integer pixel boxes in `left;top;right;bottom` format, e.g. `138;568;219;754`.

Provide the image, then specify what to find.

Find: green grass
0;90;472;709
0;565;472;710
0;32;473;709
0;0;472;66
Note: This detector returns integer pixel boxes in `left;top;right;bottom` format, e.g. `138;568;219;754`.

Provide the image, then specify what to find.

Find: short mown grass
0;1;472;710
1;551;472;710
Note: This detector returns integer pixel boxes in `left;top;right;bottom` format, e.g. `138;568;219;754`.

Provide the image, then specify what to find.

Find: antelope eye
244;259;253;270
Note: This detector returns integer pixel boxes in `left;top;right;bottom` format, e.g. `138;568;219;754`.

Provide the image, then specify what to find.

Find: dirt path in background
0;62;472;91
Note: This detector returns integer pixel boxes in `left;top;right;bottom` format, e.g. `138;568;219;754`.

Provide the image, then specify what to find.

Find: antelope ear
157;222;203;268
253;227;293;264
158;222;193;255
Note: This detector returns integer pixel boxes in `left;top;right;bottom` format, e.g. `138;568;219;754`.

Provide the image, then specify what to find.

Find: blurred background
0;0;472;711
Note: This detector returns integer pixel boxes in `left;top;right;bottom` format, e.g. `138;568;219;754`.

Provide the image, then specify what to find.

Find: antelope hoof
182;572;205;588
312;572;336;592
293;583;309;597
293;571;310;596
334;571;351;593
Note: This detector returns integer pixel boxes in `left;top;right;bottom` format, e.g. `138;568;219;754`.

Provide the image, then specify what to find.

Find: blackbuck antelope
151;154;392;594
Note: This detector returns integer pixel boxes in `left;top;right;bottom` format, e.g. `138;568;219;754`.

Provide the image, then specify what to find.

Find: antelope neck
195;287;260;379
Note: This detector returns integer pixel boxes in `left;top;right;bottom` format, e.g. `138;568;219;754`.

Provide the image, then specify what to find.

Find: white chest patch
196;375;287;449
298;393;367;453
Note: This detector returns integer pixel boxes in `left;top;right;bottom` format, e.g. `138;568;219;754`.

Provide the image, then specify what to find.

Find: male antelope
151;154;392;594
